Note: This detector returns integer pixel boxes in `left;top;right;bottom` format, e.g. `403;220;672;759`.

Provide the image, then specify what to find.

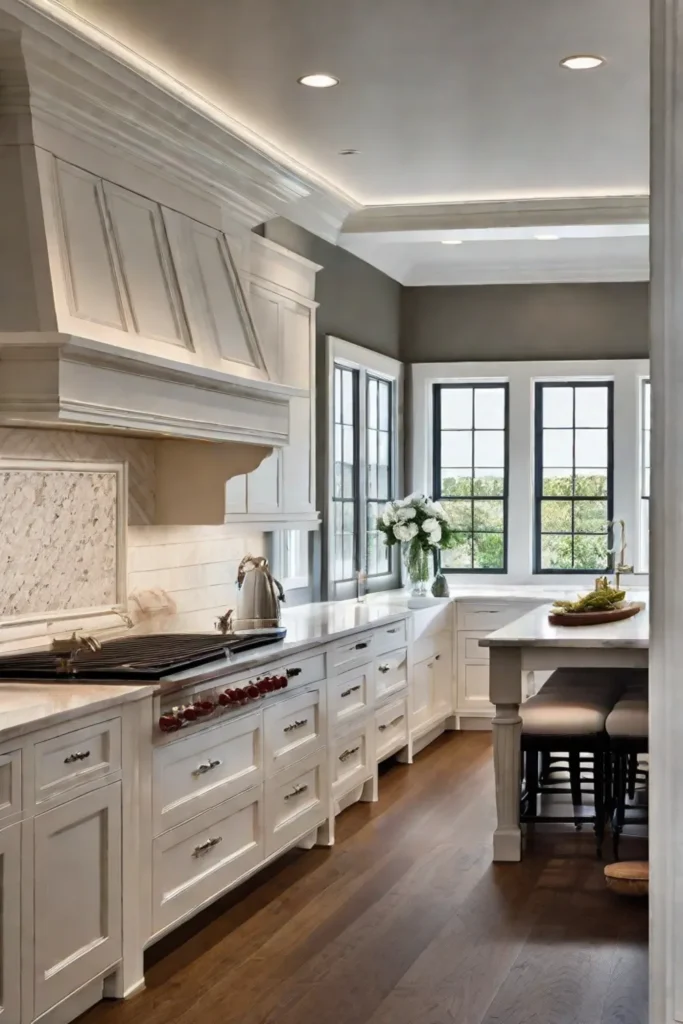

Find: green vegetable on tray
552;576;627;613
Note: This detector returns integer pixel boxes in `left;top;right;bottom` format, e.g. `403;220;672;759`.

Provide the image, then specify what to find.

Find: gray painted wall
400;282;649;362
260;218;401;359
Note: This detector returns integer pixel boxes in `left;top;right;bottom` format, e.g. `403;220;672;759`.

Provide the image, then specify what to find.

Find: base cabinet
0;823;20;1024
32;784;122;1018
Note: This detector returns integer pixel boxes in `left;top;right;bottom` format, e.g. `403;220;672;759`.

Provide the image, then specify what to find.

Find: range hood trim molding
0;333;304;445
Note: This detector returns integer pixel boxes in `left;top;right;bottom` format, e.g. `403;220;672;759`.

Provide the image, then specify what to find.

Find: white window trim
411;358;650;586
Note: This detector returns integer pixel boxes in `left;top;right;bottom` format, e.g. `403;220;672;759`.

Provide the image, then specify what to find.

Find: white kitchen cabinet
411;631;453;737
0;823;20;1024
32;783;122;1018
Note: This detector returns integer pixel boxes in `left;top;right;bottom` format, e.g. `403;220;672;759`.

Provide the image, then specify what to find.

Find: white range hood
0;18;305;451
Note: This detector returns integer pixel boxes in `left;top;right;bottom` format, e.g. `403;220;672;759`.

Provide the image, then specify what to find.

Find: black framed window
332;365;358;582
433;383;509;572
366;375;392;577
534;381;614;573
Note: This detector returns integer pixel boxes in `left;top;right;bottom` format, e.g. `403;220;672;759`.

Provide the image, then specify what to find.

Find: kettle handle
236;554;286;604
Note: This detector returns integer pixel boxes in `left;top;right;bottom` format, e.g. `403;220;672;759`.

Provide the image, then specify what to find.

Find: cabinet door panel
282;396;313;513
412;660;434;731
280;304;311;390
53;160;125;330
248;284;280;380
246;451;282;513
33;784;122;1017
0;823;20;1024
103;183;189;347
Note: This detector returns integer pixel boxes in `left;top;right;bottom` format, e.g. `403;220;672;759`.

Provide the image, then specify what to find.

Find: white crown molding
342;195;650;234
0;0;359;237
0;333;306;443
403;263;650;287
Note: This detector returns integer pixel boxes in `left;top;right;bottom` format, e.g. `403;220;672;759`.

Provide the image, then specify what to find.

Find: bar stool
521;669;623;856
605;672;648;860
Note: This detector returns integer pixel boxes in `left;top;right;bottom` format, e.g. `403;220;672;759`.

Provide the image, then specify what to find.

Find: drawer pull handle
354;641;369;650
284;784;308;801
193;836;222;857
341;684;361;698
379;715;405;732
286;666;302;678
378;663;391;673
387;627;400;634
284;718;308;733
435;654;441;660
64;750;91;764
339;746;360;762
193;758;222;777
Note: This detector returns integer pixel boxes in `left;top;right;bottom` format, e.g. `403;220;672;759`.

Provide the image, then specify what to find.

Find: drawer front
458;660;492;709
329;631;376;672
153;711;262;835
332;720;374;798
375;698;409;761
457;600;541;631
153;785;264;934
373;620;407;656
330;664;373;726
264;684;325;776
265;750;327;858
463;632;490;661
280;652;326;690
33;718;121;805
0;749;21;823
375;648;408;702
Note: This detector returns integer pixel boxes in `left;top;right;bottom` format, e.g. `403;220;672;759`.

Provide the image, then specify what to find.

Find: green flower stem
405;537;430;585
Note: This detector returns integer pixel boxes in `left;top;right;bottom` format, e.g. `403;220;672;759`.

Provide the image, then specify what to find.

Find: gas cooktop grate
0;631;286;681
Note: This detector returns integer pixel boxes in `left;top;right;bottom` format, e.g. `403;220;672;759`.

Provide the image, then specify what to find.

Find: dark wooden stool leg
612;752;626;861
569;751;582;824
593;749;605;858
627;753;638;801
525;747;539;818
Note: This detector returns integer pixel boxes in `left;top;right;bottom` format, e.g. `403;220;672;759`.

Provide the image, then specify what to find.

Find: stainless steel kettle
232;554;285;632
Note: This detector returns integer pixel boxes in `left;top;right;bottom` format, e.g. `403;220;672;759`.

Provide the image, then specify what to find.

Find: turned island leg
489;646;524;862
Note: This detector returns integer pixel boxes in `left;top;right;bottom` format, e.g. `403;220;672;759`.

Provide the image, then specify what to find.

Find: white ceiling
58;0;651;284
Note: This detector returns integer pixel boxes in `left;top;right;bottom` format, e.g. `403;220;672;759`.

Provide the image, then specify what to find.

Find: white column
489;646;523;861
650;2;683;1021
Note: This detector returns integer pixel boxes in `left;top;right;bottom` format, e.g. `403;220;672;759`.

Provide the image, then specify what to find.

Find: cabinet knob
378;663;391;673
64;750;91;764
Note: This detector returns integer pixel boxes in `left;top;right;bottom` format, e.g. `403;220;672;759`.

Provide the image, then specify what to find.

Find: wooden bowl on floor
604;861;649;896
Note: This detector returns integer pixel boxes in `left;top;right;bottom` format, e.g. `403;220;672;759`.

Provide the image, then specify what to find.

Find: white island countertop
0;681;156;742
479;602;649;648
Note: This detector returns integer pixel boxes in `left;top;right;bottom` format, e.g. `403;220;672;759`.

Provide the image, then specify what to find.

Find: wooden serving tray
548;603;642;627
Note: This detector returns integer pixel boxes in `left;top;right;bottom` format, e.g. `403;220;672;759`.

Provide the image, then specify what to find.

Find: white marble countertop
479;602;649;648
0;682;155;742
363;583;648;606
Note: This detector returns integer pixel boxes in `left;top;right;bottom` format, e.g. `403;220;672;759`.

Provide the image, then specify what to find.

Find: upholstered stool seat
521;669;622;855
606;677;649;859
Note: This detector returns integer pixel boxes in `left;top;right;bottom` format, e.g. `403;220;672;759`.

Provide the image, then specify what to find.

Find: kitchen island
480;603;649;861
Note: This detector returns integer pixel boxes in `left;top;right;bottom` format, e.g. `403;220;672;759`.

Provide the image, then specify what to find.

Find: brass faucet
51;633;102;672
607;520;634;589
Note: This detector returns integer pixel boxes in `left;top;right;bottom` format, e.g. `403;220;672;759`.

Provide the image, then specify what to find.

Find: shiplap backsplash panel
0;429;263;636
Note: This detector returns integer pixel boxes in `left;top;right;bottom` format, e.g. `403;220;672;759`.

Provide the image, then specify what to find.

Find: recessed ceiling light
339;148;360;156
298;73;339;88
535;234;560;240
441;240;463;245
560;54;604;70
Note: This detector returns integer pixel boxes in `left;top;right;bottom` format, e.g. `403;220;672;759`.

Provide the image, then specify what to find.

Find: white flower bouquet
377;494;456;593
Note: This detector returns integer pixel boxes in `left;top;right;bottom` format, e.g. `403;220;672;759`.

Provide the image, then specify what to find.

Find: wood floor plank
77;733;647;1024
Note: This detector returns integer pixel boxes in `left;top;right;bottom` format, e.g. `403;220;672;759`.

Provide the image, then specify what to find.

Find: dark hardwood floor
81;732;648;1024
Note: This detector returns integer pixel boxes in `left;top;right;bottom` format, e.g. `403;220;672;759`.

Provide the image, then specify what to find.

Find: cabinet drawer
329;631;376;671
0;750;21;824
375;648;408;702
152;785;264;935
332;720;374;800
264;685;325;776
462;632;490;661
373;619;407;655
280;652;326;690
265;749;327;858
153;712;262;835
33;718;121;806
375;698;409;761
457;601;541;632
330;664;373;726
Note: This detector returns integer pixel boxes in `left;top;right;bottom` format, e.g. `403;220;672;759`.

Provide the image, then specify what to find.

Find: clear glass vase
404;538;430;596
